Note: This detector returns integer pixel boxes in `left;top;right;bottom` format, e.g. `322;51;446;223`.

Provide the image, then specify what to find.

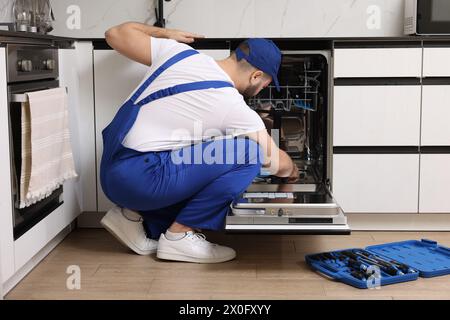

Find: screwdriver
355;255;403;276
353;249;416;274
347;258;370;272
340;250;402;276
350;270;367;280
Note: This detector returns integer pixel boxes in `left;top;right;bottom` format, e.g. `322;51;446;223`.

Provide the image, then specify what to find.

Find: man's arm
105;22;204;66
245;129;298;179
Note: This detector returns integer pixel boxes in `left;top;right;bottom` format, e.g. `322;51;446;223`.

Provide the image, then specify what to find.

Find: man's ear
251;70;264;81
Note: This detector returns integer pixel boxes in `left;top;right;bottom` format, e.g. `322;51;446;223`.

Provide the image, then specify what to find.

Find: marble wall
164;0;405;38
1;0;407;38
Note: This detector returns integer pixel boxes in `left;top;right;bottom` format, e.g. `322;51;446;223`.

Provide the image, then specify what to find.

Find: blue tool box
305;239;450;289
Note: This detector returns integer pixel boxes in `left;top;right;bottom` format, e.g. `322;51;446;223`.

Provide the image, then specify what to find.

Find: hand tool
339;250;402;276
347;258;370;272
352;249;416;274
350;270;367;280
354;255;402;276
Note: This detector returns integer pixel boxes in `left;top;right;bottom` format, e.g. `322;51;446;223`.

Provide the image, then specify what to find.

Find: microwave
405;0;450;35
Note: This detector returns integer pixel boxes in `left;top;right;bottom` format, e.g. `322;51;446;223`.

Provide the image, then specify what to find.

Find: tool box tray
305;239;450;289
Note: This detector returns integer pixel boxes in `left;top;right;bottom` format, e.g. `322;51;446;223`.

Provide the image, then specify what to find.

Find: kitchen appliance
226;51;350;234
405;0;450;35
6;42;64;240
12;0;54;33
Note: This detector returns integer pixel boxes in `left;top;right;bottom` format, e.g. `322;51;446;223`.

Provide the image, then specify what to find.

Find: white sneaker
156;231;236;263
101;205;158;255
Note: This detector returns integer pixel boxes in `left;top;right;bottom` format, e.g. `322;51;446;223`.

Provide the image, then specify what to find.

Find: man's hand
166;29;204;43
287;162;300;183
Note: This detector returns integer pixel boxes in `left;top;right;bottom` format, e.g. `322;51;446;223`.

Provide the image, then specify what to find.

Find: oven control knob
278;208;284;217
18;59;33;72
43;59;56;70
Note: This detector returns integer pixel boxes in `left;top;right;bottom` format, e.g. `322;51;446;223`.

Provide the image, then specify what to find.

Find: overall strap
129;49;199;105
135;80;234;107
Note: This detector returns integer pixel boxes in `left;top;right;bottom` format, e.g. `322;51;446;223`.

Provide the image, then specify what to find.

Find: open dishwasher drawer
227;183;349;234
225;49;350;234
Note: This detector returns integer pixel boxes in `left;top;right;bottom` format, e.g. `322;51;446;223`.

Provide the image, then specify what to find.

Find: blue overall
100;49;263;240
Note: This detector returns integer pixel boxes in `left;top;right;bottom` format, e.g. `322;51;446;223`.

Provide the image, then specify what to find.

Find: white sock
165;230;186;240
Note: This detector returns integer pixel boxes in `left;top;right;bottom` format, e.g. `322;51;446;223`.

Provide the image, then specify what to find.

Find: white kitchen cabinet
333;85;421;146
94;49;231;212
423;48;450;77
333;154;419;213
421;85;450;146
0;47;15;284
58;42;95;213
419;154;450;213
334;48;422;78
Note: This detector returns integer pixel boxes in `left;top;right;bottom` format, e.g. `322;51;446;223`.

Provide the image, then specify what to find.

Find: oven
6;43;64;240
405;0;450;35
226;49;350;234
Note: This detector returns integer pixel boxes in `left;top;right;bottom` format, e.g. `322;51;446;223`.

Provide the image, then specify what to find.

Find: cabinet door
423;48;450;77
94;50;149;212
334;48;422;78
333;85;421;146
58;42;95;214
419;154;450;213
333;154;419;213
0;47;15;283
421;85;450;146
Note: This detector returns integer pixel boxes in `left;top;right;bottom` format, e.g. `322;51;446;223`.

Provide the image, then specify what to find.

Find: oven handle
10;86;68;103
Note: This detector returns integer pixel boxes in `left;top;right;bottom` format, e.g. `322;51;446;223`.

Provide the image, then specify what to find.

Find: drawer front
333;154;419;213
333;86;421;146
421;85;450;146
419;154;450;213
334;48;422;78
423;48;450;77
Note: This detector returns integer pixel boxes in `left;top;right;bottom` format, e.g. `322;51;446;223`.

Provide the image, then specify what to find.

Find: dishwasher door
227;183;350;234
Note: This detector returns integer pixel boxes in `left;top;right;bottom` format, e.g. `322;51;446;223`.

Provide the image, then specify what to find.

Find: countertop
2;29;450;50
0;30;75;48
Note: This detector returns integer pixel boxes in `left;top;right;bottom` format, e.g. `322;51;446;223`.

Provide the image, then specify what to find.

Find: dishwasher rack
248;68;322;112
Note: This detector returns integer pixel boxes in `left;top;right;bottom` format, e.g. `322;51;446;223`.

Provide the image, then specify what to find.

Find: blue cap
235;38;282;91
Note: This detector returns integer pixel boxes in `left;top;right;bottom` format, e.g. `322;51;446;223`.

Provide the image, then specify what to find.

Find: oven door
8;79;64;240
227;183;350;234
417;0;450;35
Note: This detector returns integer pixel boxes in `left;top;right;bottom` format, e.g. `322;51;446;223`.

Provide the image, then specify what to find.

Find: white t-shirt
121;37;265;152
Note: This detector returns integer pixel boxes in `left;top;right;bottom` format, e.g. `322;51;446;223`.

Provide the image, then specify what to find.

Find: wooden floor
5;229;450;300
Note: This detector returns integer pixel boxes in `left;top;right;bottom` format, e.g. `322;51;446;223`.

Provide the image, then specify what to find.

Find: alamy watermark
166;124;279;175
66;265;81;290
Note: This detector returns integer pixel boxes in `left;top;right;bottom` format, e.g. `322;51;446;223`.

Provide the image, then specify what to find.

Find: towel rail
10;87;69;103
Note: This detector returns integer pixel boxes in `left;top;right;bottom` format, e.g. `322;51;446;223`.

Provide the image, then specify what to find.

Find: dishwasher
226;50;350;234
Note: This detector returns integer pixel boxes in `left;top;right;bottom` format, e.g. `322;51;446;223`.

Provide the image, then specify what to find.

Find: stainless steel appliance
6;42;63;240
405;0;450;35
226;50;350;234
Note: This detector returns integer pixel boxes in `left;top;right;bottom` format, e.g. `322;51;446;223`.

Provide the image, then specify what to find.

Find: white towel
19;87;78;208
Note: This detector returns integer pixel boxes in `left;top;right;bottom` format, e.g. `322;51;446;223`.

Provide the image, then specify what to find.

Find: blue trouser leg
138;138;263;239
141;199;189;240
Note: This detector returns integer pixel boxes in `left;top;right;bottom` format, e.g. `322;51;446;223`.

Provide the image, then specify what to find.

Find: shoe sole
101;213;156;256
156;250;236;263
